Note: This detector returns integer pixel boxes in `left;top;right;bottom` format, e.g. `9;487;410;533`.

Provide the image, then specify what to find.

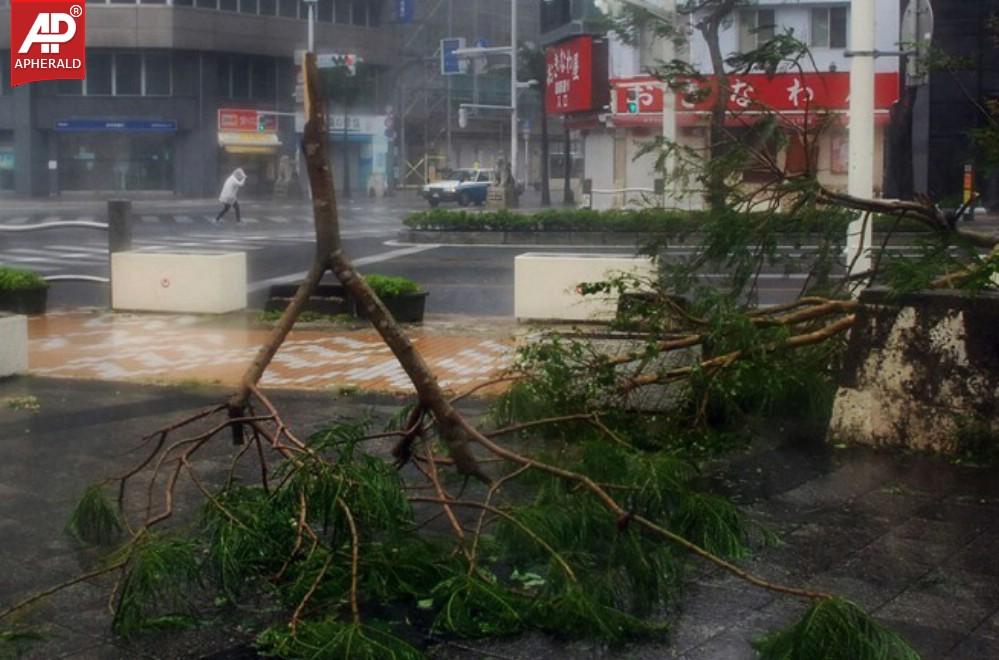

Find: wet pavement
1;376;997;659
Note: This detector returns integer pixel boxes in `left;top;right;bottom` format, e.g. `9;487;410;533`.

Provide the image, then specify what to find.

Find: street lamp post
847;0;876;283
303;0;317;52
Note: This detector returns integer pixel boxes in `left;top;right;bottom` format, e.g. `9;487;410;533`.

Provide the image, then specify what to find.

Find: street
0;195;664;315
1;195;965;315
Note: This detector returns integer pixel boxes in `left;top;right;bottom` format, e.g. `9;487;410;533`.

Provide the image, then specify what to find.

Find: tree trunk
562;122;574;205
540;82;551;207
701;17;729;212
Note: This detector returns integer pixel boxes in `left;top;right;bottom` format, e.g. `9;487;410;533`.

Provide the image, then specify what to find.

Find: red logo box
10;0;86;87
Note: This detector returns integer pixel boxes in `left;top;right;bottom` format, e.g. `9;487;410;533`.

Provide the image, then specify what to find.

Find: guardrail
0;200;132;285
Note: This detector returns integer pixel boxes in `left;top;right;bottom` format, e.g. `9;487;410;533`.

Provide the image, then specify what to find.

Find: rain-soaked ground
1;376;997;659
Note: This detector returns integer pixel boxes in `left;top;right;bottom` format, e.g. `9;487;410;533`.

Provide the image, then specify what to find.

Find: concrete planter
829;287;999;453
0;288;48;315
355;292;428;324
0;313;28;377
111;251;247;314
514;253;656;322
266;284;351;316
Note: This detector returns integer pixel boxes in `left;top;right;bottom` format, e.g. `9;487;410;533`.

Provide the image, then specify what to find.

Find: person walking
214;168;246;224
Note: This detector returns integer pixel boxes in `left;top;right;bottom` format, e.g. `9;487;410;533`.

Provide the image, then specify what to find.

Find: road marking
46;245;108;255
6;217;29;224
0;256;59;272
141;215;159;224
248;244;439;293
175;215;195;224
267;216;290;224
7;247;106;262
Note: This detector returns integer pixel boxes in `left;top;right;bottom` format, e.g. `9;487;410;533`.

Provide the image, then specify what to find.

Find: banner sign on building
397;0;414;24
55;119;177;132
545;36;595;114
10;0;86;87
218;108;277;133
612;72;900;118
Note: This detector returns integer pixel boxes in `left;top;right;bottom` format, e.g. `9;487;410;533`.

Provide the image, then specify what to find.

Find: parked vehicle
421;169;493;207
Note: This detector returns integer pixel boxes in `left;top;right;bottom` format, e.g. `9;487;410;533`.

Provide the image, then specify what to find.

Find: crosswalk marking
175;215;195;224
7;247;107;263
141;215;159;224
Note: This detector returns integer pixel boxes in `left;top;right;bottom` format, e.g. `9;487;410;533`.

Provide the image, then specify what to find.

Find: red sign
218;108;277;133
613;72;900;116
10;0;86;87
545;36;594;114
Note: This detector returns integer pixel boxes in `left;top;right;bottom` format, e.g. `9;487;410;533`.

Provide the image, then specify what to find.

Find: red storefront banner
545;36;595;114
612;71;900;116
217;108;277;133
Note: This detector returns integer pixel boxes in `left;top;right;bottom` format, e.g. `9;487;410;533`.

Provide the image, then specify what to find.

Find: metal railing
0;200;133;285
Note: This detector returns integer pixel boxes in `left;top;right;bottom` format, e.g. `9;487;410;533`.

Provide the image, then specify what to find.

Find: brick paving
26;311;515;395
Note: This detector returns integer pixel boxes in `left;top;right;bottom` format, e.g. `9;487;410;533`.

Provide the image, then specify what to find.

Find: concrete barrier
0;314;28;377
111;251;247;314
514;252;656;322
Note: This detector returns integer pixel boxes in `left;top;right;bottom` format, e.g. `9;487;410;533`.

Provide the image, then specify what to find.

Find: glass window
541;0;571;33
318;0;333;22
278;0;297;18
830;7;848;49
173;0;193;5
251;58;275;101
258;0;275;14
115;53;141;95
232;59;250;99
140;0;167;4
87;52;113;95
238;0;256;13
368;1;380;26
58;79;84;95
217;56;231;98
220;0;237;10
145;54;171;96
811;9;829;48
350;0;365;25
335;0;350;24
195;0;217;8
739;9;776;52
58;133;174;191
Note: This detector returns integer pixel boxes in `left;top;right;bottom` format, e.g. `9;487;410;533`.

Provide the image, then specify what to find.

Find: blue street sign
55;119;177;132
397;0;414;24
441;37;466;76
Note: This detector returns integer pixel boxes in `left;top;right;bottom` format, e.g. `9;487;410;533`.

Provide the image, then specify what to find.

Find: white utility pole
619;0;678;207
510;0;519;182
847;0;876;280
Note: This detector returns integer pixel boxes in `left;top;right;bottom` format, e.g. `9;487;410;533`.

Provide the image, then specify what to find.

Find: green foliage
112;534;202;637
430;572;529;638
257;620;423;660
65;484;123;546
953;418;999;466
364;274;421;298
0;266;48;292
753;597;921;660
0;626;45;659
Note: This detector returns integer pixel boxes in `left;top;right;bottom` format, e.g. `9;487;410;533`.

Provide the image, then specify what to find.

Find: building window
368;1;380;26
144;54;172;96
238;0;256;13
251;58;276;101
811;7;848;49
195;0;217;9
232;59;251;99
738;9;776;52
335;0;350;24
278;0;297;18
87;53;114;95
541;0;572;34
350;0;366;26
318;0;333;22
115;53;142;95
259;0;276;14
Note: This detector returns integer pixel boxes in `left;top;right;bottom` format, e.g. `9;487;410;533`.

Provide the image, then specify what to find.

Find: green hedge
0;266;48;292
403;208;933;234
364;274;421;298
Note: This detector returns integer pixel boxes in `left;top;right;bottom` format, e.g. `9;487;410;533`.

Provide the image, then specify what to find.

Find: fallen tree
0;56;936;660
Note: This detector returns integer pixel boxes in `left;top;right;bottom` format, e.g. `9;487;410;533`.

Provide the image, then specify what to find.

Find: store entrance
57;133;174;191
219;149;277;199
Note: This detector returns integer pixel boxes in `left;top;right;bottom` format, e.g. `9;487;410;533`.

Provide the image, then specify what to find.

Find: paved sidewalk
26;311;515;395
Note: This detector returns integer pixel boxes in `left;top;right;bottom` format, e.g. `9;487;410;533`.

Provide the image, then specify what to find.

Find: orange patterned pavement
26;312;515;395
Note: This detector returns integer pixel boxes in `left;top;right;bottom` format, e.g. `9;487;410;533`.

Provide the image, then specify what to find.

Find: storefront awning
218;131;281;152
609;111;892;129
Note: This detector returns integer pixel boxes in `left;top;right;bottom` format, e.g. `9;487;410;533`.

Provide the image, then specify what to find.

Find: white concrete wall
514;253;656;321
111;251;247;314
0;314;28;377
584;132;617;210
689;1;900;75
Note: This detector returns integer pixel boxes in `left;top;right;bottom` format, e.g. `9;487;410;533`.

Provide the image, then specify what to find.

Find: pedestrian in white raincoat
214;168;246;224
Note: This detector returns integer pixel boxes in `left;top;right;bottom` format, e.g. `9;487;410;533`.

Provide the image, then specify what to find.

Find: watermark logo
10;0;86;87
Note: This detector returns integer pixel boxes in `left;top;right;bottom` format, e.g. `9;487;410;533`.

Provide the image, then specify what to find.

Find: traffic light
626;88;640;114
458;107;468;128
257;113;268;132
